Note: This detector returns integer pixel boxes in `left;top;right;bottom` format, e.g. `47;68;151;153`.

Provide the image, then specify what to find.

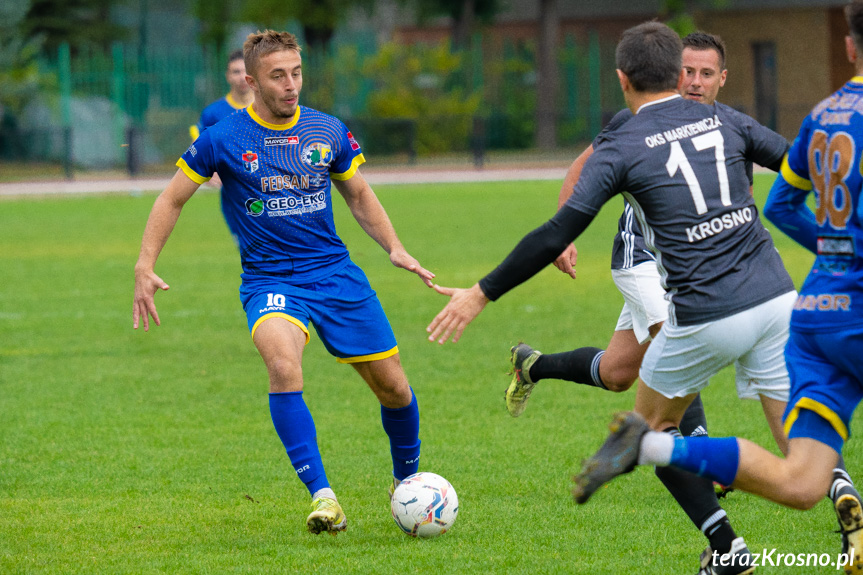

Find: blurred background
0;0;854;181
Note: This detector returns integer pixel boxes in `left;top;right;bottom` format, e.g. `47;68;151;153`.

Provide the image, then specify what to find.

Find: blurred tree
409;0;500;49
20;0;128;54
1;0;50;119
241;0;376;53
535;0;558;149
192;0;242;55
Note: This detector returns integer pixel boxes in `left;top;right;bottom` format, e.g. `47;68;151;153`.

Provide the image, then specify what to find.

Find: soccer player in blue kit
133;30;434;536
189;50;255;243
426;21;835;573
566;5;863;572
189;50;254;143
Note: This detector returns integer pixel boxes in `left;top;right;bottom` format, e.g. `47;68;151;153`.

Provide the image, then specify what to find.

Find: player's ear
245;74;258;92
675;68;686;92
616;69;630;93
847;36;858;65
718;68;727;88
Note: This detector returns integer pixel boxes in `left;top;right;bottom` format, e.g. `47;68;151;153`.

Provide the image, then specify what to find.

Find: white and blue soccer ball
390;472;459;538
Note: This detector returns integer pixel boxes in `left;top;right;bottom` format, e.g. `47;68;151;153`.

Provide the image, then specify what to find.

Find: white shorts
639;291;796;401
611;262;669;345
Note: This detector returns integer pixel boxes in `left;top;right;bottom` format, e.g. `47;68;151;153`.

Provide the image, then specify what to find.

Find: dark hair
682;31;726;70
228;49;244;65
616;22;683;92
243;30;302;76
846;1;863;53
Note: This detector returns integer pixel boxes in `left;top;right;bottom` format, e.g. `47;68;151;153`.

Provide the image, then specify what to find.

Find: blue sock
269;392;330;496
381;388;421;481
670;436;740;487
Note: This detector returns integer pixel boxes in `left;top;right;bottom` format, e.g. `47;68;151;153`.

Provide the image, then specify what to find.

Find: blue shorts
783;325;863;452
239;261;398;363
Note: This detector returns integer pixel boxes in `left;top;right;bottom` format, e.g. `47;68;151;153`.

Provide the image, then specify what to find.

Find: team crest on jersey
301;143;333;167
245;198;264;217
346;131;360;151
242;151;259;173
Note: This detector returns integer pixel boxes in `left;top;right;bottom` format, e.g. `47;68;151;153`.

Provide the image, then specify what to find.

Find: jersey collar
225;93;246;109
247;105;300;130
851;76;863;85
637;93;682;114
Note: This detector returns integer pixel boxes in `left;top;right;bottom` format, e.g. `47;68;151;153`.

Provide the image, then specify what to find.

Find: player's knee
601;369;637;392
266;356;303;390
777;466;831;510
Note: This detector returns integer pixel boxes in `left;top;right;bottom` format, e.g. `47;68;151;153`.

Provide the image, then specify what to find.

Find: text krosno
710;547;856;569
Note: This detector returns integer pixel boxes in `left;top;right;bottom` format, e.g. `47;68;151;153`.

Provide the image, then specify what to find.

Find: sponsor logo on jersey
261;174;310;193
346;131;360;151
245;198;264;217
242;151;259;173
187;144;197;157
684;207;753;243
817;235;855;257
264;136;299;146
301;143;333;167
309;174;327;187
794;293;851;312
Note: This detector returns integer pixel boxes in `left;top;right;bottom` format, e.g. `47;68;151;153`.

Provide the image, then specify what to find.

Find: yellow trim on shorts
336;345;398;364
330;154;366;181
783;397;848;441
780;155;812;191
176;158;210;184
251;312;311;344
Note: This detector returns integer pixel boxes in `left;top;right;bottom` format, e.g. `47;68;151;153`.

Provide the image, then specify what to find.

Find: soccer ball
390;472;459;538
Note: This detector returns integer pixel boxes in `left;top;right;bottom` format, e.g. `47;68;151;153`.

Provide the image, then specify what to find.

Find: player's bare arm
333;171;435;287
133;169;201;331
553;144;593;277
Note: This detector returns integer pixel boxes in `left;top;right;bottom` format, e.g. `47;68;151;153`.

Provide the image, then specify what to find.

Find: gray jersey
595;107;754;271
567;95;792;325
593;109;656;270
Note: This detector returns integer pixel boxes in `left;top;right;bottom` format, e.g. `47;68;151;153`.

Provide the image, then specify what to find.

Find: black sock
654;426;736;556
679;394;708;437
704;516;737;557
831;456;860;502
529;347;606;388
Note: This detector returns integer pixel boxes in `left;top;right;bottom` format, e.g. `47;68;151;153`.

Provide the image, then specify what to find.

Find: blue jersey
177;105;366;282
765;76;863;333
197;94;245;133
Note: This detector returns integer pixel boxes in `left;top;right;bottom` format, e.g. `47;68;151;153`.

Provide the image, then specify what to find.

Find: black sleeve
478;206;595;302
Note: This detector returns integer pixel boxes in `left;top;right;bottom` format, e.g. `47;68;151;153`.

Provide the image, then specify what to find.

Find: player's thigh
311;262;399;364
251;317;308;391
611;262;668;345
735;291;795;402
633;378;696;429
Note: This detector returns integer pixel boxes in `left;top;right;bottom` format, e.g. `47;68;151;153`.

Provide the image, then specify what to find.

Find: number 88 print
808;130;854;229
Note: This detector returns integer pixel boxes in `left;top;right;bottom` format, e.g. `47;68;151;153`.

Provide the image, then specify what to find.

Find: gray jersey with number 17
567;95;792;326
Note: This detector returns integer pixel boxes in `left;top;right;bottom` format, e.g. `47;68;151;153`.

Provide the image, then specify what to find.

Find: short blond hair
243;30;302;76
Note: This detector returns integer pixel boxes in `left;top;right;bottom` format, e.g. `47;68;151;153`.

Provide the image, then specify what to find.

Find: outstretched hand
133;269;170;331
390;248;435;288
426;283;489;344
553;243;578;279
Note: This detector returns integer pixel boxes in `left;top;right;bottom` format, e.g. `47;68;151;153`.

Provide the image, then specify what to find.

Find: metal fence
1;33;626;176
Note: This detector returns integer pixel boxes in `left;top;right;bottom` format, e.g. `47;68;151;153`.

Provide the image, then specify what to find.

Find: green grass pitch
1;175;859;573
